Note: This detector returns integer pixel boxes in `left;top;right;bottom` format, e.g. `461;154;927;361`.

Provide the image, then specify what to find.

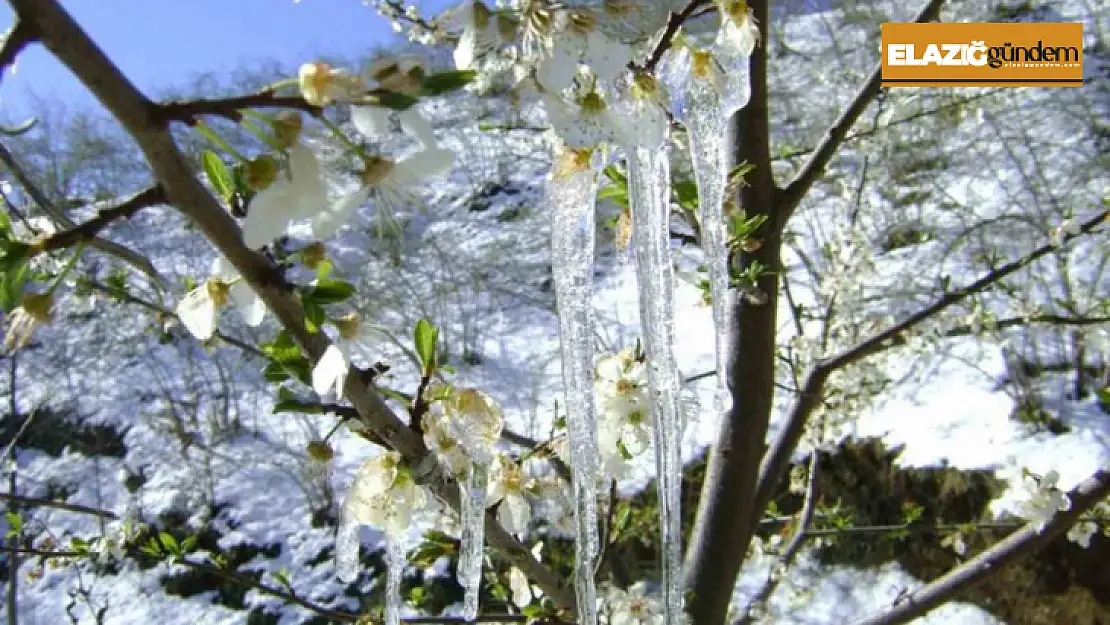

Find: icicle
385;535;406;625
547;146;602;625
627;142;685;624
684;103;732;413
335;517;361;582
458;460;489;620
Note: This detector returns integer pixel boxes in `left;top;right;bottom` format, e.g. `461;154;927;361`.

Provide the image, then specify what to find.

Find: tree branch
0;492;120;520
0;140;165;289
776;0;946;220
0;19;35;83
852;470;1110;625
639;0;711;72
155;91;321;126
9;0;574;612
750;210;1110;531
28;185;166;256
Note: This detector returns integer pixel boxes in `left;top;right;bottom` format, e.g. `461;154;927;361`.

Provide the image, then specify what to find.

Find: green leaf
273;399;328;415
602;164;627;186
367;89;418;111
304;280;355;305
303;298;326;334
673;179;699;210
414;318;438;375
4;511;22;538
0;262;29;313
0;240;30;274
202;151;233;200
420;69;477;96
158;532;180;555
597;184;629;208
261;330;304;363
180;535;198;553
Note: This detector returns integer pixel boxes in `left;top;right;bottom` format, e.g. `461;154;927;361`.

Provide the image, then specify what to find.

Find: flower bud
301;241;328;270
271;111;304;149
306;440;334;462
20;292;53;321
244;155;278;192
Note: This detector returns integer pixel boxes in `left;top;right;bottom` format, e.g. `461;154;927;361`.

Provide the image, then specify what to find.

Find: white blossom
453;0;500;71
716;0;760;58
340;452;428;539
359;57;440;149
604;581;671;625
508;542;544;607
3;292;52;352
543;90;621;149
241;142;329;249
487;454;533;535
311;313;384;399
534;7;632;92
298;62;365;106
176;257;265;341
1067;520;1098;548
1014;469;1071;532
1051;218;1081;246
311;147;454;240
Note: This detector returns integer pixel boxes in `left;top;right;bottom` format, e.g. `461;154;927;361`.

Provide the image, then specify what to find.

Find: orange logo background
881;22;1084;87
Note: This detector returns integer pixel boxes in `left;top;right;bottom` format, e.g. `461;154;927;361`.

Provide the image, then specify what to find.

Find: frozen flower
299;62;365;106
544;90;621;149
716;0;760;57
487;454;534;535
595;349;649;423
311;313;385;399
1067;520;1098;549
310;147;454;240
339;451;428;539
1014;469;1071;532
176;257;265;341
3;292;52;352
611;73;669;150
605;581;667;625
660;37;752;120
423;405;473;477
534;7;632;92
444;388;504;459
241;142;328;249
941;531;968;556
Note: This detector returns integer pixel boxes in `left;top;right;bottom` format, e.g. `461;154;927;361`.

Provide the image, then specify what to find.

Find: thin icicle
662;44;752;414
548;146;602;625
458;461;489;620
684;105;732;413
385;536;406;625
628;142;685;624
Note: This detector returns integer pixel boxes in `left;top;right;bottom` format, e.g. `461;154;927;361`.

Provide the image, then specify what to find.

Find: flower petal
176;287;217;341
585;30;632;84
498;493;531;535
312;344;349;397
392;148;455;186
312;186;371;240
230;282;265;327
351;106;392;140
241;182;297;249
536;42;579;92
398;108;438;149
288;143;328;218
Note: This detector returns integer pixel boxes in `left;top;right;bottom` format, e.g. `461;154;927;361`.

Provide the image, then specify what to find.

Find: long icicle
385;535;406;625
684;98;732;414
458;460;489;619
627;142;684;623
548;147;602;625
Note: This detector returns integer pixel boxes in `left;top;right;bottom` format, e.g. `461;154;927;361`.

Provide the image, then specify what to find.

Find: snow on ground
3;1;1108;623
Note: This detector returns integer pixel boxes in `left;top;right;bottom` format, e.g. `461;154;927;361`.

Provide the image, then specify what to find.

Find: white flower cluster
600;581;678;625
1013;469;1071;533
594;347;653;479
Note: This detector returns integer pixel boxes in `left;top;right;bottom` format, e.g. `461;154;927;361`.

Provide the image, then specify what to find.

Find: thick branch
29;185;166;256
156;91;321;126
777;0;946;219
853;470;1110;625
751;211;1109;529
10;0;574;611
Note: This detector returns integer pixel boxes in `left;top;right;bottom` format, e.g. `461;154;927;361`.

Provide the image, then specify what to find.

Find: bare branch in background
27;185;166;256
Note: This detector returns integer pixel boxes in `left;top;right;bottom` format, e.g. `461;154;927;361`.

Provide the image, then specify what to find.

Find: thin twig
155;91;321;126
0;492;120;520
0;19;36;84
28;186;166;256
639;0;712;73
778;0;946;219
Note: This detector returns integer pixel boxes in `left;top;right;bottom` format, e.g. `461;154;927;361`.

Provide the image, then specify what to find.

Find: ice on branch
336;451;428;581
241;140;328;249
547;142;603;625
717;0;761;58
176;257;265;341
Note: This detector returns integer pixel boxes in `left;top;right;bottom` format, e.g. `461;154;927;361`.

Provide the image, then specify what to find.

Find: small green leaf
367;89;418;111
414;318;438;375
420;69;477;96
180;535;198;553
158;532;180;554
304;280;356;305
1;262;29;313
202;151;233;200
4;510;21;536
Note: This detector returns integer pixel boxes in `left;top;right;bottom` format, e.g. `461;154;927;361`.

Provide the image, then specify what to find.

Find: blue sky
0;0;455;117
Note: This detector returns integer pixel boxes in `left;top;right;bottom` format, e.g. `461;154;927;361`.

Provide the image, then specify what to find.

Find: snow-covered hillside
1;1;1108;624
